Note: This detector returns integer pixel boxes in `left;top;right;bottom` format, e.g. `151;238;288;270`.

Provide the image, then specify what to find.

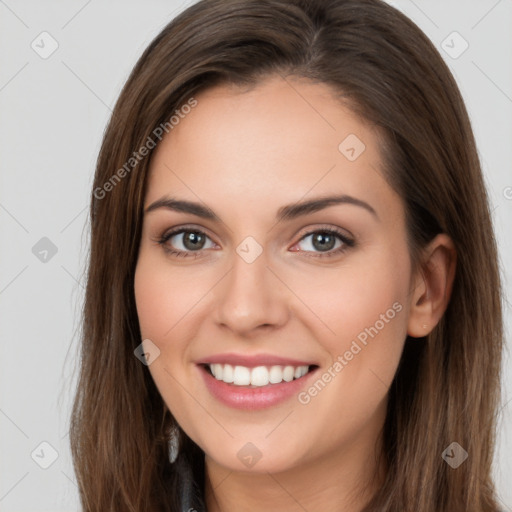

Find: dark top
176;453;206;512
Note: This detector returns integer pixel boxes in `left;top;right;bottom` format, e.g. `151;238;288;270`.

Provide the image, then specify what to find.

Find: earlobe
407;234;457;338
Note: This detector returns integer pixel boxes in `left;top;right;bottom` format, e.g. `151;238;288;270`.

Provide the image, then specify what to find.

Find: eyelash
155;225;355;259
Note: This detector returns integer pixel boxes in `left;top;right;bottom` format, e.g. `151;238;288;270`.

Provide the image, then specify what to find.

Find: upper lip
196;352;317;368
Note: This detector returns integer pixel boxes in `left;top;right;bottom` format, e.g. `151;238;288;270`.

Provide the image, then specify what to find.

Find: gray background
0;0;511;510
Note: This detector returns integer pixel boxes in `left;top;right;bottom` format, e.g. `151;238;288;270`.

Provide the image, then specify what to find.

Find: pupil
313;232;335;251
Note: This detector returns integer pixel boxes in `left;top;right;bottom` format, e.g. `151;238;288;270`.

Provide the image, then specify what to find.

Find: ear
407;234;457;338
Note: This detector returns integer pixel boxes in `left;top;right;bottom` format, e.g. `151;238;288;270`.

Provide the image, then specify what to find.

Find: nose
213;247;290;336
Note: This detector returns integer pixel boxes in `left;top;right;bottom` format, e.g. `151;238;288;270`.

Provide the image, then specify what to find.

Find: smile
207;363;311;387
198;363;319;410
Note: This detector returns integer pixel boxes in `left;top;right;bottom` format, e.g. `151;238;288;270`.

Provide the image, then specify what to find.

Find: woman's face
135;76;415;475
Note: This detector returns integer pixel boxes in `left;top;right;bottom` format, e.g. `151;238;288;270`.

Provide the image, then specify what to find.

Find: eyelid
159;223;217;242
294;223;354;242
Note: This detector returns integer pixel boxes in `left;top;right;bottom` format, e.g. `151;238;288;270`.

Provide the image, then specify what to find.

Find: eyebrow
145;194;378;222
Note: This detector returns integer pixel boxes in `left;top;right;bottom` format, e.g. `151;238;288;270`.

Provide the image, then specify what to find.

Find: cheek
283;249;409;351
134;248;210;342
286;246;410;401
134;252;207;432
133;250;201;403
285;251;409;454
135;263;175;339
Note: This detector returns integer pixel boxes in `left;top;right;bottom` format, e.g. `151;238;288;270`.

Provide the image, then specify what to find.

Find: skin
134;75;456;512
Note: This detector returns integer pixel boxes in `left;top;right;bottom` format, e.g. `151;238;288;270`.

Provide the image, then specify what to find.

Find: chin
204;443;304;475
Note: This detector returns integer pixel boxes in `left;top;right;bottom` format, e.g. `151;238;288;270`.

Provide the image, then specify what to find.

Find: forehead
145;76;401;223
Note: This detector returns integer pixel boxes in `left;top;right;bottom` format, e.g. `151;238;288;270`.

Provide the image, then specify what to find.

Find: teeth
208;363;310;387
233;365;251;385
223;363;234;383
250;366;268;386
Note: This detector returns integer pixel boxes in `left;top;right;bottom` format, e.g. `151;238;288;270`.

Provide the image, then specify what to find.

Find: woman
70;0;505;510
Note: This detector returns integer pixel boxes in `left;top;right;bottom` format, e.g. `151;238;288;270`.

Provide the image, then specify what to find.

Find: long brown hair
69;0;504;510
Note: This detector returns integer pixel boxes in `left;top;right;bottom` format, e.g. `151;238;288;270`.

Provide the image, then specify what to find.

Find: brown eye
158;228;216;257
180;231;206;250
293;228;355;258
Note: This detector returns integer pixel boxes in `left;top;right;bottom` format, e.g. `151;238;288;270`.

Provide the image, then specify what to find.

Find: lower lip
198;365;318;410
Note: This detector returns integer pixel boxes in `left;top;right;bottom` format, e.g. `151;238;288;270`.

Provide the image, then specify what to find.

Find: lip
197;363;319;410
196;352;317;368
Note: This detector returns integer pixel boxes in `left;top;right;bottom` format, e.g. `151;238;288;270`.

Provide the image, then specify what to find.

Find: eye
156;227;216;257
291;227;355;258
155;225;355;259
